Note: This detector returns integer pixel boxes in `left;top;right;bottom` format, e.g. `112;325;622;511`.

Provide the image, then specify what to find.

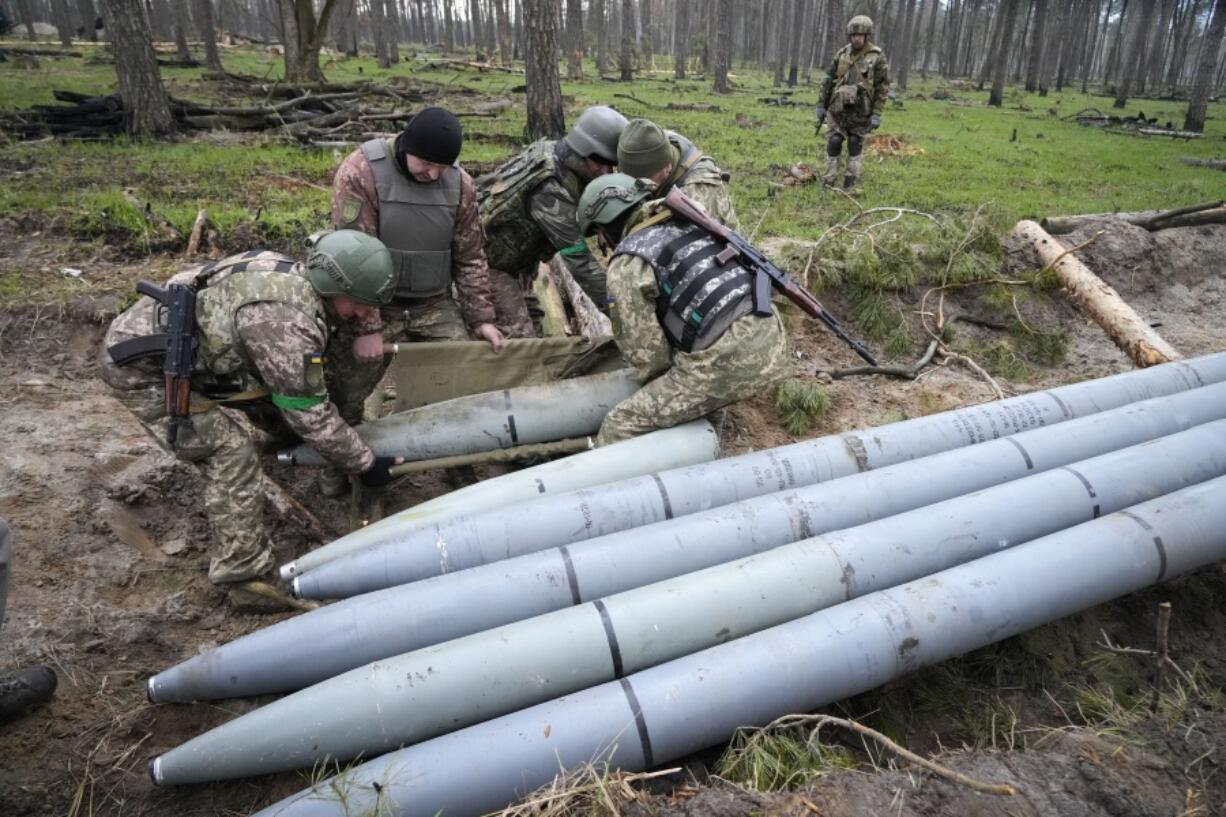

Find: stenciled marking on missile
503;390;519;444
536;478;547;494
1004;437;1035;470
592;600;624;678
763;450;789;490
617;677;655;768
1043;390;1073;420
1120;510;1169;582
557;546;582;605
1173;360;1205;389
841;435;869;473
651;475;674;519
1058;466;1100;518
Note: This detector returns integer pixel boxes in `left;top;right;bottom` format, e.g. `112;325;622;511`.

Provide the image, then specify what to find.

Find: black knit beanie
398;107;463;165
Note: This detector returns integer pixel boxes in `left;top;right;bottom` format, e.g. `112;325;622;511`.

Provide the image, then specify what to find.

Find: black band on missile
1120;510;1169;581
1059;466;1100;518
502;390;519;444
593;599;624;678
558;546;582;605
1173;361;1205;388
651;475;674;519
1004;437;1035;470
1043;390;1073;420
618;678;656;768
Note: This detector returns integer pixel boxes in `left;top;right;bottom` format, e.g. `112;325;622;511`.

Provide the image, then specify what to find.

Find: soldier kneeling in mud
576;174;791;446
98;232;403;610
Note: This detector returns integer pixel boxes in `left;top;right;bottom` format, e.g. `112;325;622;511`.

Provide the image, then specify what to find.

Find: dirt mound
867;133;924;157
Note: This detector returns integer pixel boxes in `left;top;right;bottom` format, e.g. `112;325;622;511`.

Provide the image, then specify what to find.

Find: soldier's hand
474;322;505;353
352;332;385;364
358;456;404;488
869;114;881;131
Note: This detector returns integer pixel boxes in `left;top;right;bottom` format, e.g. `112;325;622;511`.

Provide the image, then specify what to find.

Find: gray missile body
150;421;1226;783
293;354;1226;599
149;381;1226;702
249;475;1226;817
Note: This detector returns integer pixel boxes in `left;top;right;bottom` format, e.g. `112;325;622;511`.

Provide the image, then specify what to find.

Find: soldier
98;232;403;607
815;15;890;190
329;106;503;426
477;105;628;338
616;118;739;230
576;174;791;445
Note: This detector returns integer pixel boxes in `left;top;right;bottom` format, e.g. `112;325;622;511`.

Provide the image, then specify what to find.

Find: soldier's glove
815;107;827;134
869;114;881;131
358;456;399;488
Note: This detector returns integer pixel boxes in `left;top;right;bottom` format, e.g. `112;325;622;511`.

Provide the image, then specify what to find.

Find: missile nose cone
147;676;158;703
280;562;297;581
149;757;162;786
291;576;302;599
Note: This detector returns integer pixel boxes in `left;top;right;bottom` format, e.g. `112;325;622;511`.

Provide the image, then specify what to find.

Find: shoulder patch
341;197;363;226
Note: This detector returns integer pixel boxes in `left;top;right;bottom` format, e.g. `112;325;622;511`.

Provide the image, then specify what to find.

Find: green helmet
847;15;873;36
576;173;651;237
564;105;629;164
305;230;396;306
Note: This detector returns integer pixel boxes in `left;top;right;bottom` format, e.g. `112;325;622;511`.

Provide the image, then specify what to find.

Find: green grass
774;377;831;435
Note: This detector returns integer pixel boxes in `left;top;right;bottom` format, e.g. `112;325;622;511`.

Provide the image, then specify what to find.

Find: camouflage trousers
488;266;540;340
597;311;792;446
113;384;274;585
326;295;469;426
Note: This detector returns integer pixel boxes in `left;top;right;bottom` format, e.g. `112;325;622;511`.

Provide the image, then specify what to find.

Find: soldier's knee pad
826;133;845;157
848;133;865;156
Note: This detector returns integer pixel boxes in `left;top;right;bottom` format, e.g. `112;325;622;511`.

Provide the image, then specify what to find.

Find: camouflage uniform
330;141;497;423
652;132;740;231
478;140;610;338
818;43;890;186
99;252;375;584
597;203;791;445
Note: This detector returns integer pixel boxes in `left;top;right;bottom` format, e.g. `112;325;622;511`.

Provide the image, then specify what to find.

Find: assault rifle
662;188;878;367
106;281;197;445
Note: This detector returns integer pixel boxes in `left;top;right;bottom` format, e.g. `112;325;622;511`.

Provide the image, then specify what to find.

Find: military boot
0;665;57;724
844;155;865;191
821;156;841;187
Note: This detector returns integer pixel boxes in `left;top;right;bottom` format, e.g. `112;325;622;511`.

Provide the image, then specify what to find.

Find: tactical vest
476;140;584;272
193;252;329;389
615;221;757;353
360;138;460;300
829;44;884;118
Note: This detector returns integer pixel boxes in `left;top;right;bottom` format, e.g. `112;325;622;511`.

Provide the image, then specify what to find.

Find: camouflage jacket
657;133;739;231
478;140;608;307
331;148;497;329
101;252;375;474
819;43;890;122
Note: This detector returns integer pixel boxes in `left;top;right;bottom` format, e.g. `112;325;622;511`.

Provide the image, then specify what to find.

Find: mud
0;217;1224;816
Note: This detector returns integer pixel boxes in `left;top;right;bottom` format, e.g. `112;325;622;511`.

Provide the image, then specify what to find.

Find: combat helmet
305;230;396;305
577;173;652;237
564;106;630;164
847;15;874;36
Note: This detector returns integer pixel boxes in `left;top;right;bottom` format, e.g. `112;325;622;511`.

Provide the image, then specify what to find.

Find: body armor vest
360;138;460;299
193;252;328;390
829;44;884;118
615;221;756;353
476;140;584;273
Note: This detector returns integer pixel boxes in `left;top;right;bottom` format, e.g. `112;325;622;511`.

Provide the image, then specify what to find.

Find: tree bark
443;0;454;51
51;0;76;45
988;0;1020;104
278;0;340;83
194;0;223;71
372;0;391;67
1025;0;1048;90
385;0;402;62
1011;220;1180;367
673;0;687;77
523;0;564;139
619;0;633;79
494;0;511;63
1185;0;1226;130
99;0;176;136
171;0;193;60
566;0;583;77
713;0;732;91
1114;0;1157;106
640;0;652;69
594;0;608;73
896;0;918;88
772;0;787;85
785;0;803;85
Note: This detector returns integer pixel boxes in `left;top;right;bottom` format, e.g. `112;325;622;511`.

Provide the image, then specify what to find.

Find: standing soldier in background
329;107;503;434
616;118;739;230
576;174;791;445
815;16;890;191
98;233;404;608
477;105;628;338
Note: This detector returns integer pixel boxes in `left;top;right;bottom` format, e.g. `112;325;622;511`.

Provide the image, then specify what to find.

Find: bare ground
0;219;1223;816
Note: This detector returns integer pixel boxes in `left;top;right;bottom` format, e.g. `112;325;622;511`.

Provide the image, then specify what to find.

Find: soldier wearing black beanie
395;106;464;170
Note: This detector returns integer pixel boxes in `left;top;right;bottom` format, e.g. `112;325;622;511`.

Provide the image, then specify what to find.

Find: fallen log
1180;157;1226;172
1041;200;1225;234
547;256;611;338
534;263;571;337
1010;220;1179;368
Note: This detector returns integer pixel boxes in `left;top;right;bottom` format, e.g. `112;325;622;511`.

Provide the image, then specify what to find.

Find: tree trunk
51;0;76;45
443;0;454;50
523;0;564;139
1025;0;1048;90
385;0;402;61
171;0;192;59
673;0;687;77
713;0;732;91
772;0;786;85
372;0;390;67
594;0;607;73
619;0;633;79
1114;0;1156;106
99;0;176;136
1185;0;1226;130
641;0;652;69
194;0;223;71
566;0;583;77
1011;220;1181;368
988;0;1020;104
494;0;511;63
825;0;843;72
785;0;803;85
279;0;339;83
896;0;918;88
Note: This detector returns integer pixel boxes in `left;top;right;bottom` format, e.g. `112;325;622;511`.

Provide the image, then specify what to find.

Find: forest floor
1;39;1226;817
